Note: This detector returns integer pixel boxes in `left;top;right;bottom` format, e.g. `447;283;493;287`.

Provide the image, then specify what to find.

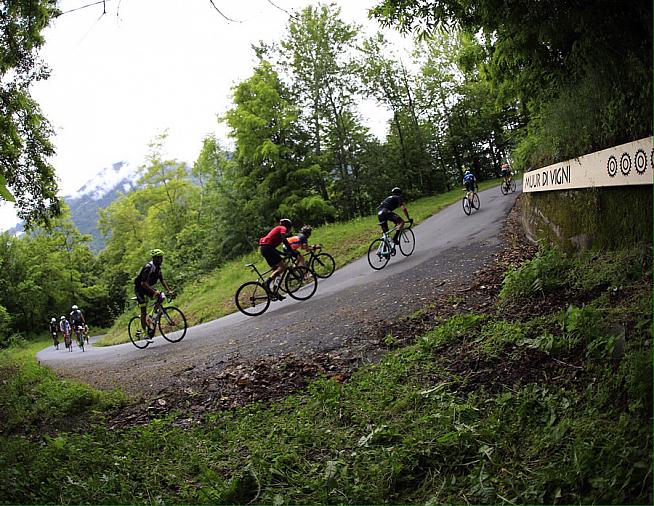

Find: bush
500;247;571;301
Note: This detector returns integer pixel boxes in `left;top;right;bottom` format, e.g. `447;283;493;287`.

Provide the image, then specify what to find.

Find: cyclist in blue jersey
463;168;478;201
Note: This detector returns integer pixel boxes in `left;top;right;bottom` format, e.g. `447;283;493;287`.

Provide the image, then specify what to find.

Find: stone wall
520;186;652;251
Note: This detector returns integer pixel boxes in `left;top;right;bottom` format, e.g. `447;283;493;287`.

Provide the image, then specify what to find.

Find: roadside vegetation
1;241;650;504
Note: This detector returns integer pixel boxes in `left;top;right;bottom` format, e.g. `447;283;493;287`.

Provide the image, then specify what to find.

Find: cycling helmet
300;225;312;236
279;218;292;228
72;305;78;310
60;315;66;320
151;248;164;258
391;187;401;195
51;317;56;323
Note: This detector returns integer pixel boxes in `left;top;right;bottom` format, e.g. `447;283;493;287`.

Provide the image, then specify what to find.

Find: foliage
500;246;572;300
0;245;650;504
0;0;61;227
371;0;652;169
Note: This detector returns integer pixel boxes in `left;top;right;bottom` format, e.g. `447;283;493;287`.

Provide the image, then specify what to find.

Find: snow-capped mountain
65;161;140;200
65;161;141;252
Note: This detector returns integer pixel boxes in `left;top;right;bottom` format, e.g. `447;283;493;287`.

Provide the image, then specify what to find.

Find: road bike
235;256;318;316
500;174;517;195
73;324;85;352
296;246;335;278
128;292;188;349
462;190;480;215
367;219;415;270
51;331;59;350
63;330;72;352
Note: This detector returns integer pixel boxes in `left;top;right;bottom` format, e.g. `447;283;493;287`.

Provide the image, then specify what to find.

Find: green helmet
151;248;164;258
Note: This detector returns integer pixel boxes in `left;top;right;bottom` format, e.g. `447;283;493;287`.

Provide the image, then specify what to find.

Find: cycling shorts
260;243;283;268
377;208;402;226
465;181;476;192
135;287;151;307
71;321;84;330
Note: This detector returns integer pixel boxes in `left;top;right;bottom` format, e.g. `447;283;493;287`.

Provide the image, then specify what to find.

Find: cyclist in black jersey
69;305;86;333
377;187;412;243
134;248;174;339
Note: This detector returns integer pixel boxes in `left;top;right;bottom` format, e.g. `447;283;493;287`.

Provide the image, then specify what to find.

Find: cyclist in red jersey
258;218;299;300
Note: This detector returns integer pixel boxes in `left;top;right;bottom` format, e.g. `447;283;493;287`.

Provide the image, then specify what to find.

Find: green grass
100;179;503;346
1;245;650;504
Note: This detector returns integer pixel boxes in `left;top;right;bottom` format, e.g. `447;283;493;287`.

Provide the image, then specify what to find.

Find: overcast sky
0;0;410;230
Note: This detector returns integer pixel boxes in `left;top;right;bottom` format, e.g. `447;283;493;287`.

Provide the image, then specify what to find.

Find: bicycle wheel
128;316;150;349
472;193;480;210
500;181;509;195
367;238;390;270
77;333;85;352
310;252;335;278
398;228;416;256
285;266;318;300
462;196;472;215
511;179;516;192
159;306;188;343
235;281;271;316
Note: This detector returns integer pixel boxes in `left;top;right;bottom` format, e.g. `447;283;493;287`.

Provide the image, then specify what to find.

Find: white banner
522;137;653;192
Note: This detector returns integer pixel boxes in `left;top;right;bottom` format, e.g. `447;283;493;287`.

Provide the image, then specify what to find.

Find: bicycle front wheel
310;252;335;278
511;179;516;192
399;228;416;256
285;266;317;300
77;333;85;352
128;316;150;349
159;306;187;342
500;181;509;195
235;281;271;316
368;238;390;270
472;193;480;210
462;196;472;215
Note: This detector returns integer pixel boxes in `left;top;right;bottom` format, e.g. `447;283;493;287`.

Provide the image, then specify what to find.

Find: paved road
37;184;522;394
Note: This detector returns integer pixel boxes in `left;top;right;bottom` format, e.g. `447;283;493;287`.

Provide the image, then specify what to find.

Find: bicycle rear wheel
310;252;335;278
77;332;85;352
472;193;480;210
462;196;472;215
285;266;317;300
511;179;516;192
367;238;390;270
128;316;150;349
235;281;271;316
398;228;415;256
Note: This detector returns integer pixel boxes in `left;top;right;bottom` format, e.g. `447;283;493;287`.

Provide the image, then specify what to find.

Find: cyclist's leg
261;244;286;298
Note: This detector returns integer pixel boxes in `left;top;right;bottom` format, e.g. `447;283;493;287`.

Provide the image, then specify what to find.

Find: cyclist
500;163;512;185
134;248;174;339
283;225;317;269
59;316;71;349
463;168;478;202
377;187;412;248
69;305;86;342
48;317;59;350
258;218;299;300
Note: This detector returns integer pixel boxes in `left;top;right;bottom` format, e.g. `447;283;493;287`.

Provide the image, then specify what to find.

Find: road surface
37;184;522;395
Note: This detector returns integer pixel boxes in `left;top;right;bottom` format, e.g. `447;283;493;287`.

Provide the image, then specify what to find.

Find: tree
371;0;652;167
0;0;61;227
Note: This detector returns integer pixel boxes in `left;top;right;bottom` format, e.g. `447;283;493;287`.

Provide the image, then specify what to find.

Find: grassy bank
99;179;502;346
1;244;650;504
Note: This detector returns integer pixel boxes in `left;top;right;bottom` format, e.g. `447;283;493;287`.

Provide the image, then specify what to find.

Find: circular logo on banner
607;155;617;177
620;153;631;175
634;148;647;174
